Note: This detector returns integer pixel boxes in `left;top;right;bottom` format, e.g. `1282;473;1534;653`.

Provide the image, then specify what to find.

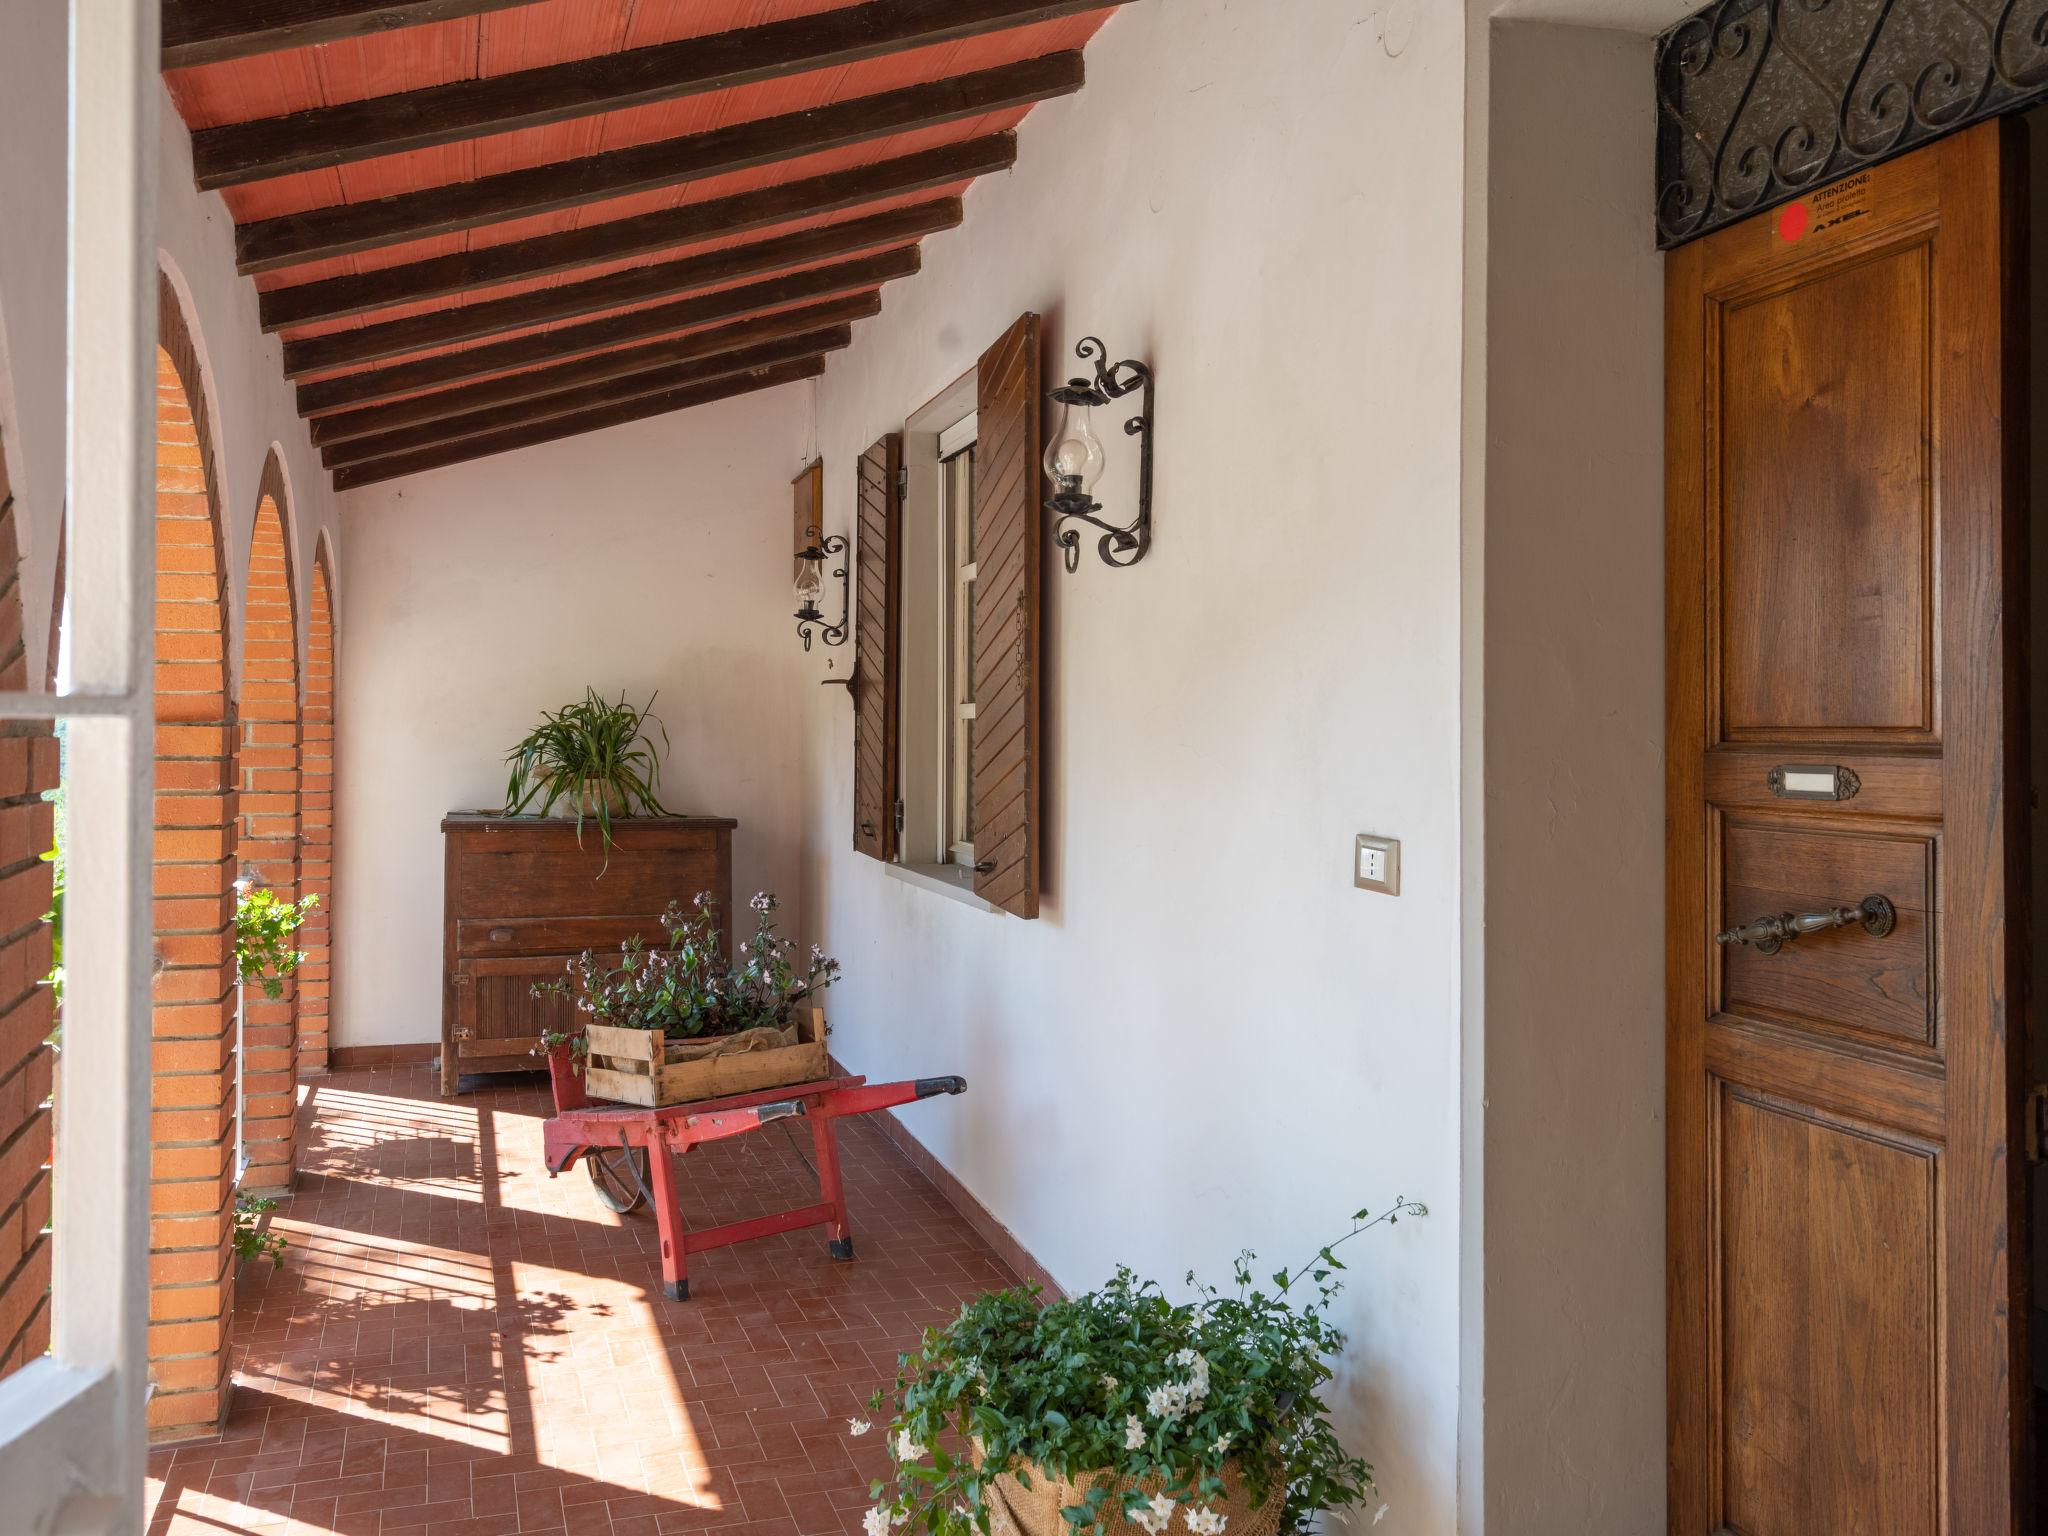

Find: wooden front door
1666;120;2030;1534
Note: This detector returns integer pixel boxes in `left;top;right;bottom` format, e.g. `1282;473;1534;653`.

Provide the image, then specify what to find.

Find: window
853;313;1042;919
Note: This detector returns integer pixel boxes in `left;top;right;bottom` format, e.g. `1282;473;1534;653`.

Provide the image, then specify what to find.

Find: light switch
1355;834;1399;895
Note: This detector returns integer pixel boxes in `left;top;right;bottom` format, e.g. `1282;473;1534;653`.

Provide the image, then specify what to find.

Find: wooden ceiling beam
193;0;1119;189
322;329;848;467
309;297;876;445
295;245;915;415
281;197;957;377
331;356;825;490
259;133;1014;331
163;0;537;71
235;53;1082;273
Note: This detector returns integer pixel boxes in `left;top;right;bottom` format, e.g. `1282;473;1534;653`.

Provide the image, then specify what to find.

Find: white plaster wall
1474;21;1665;1533
155;80;344;684
801;2;1465;1527
0;5;341;692
332;389;813;1049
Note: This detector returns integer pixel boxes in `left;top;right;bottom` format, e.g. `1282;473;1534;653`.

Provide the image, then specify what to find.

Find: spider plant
503;688;669;856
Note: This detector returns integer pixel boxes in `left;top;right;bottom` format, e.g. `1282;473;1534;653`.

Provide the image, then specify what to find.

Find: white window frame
0;2;158;1530
886;377;996;913
938;415;976;869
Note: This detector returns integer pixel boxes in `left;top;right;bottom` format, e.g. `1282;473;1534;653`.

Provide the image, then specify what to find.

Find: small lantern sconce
794;528;849;652
1042;335;1154;573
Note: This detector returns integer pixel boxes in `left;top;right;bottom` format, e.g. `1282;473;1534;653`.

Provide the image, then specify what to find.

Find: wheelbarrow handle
915;1076;967;1098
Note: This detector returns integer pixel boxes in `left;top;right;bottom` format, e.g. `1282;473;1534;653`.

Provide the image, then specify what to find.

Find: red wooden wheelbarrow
540;1047;967;1300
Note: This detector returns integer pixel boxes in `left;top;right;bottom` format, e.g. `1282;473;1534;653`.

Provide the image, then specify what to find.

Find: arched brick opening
237;459;298;1189
0;433;58;1382
149;275;239;1441
298;542;334;1075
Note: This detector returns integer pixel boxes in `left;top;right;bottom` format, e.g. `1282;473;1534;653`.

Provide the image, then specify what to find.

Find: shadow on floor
146;1063;1014;1535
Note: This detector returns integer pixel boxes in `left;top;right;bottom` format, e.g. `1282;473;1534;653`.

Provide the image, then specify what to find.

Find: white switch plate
1355;834;1400;895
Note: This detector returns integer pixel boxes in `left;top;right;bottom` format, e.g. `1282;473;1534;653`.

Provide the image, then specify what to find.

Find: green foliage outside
236;884;318;999
233;1192;286;1267
859;1203;1427;1536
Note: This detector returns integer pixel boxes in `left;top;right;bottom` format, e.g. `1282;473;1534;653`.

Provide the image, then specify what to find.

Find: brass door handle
1715;894;1895;955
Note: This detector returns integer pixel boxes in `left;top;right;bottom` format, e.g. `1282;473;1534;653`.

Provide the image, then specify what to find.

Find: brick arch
298;539;335;1075
236;455;299;1189
149;276;240;1442
0;430;59;1381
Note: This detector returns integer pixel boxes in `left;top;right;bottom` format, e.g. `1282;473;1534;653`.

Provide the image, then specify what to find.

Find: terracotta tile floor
145;1064;1016;1536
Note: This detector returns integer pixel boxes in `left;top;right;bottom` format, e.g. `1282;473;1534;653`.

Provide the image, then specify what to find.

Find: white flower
1132;1514;1168;1536
864;1509;892;1536
1145;1383;1189;1423
1186;1509;1228;1536
848;1418;872;1436
894;1429;927;1462
1373;1507;1388;1526
1210;1433;1232;1457
1101;1374;1119;1391
1147;1495;1176;1526
1131;1495;1176;1536
1124;1415;1146;1451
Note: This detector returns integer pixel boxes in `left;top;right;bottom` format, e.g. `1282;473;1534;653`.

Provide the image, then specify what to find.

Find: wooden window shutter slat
852;432;902;860
970;312;1042;917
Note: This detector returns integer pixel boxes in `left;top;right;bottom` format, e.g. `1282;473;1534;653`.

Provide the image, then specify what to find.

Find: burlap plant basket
663;1024;795;1062
984;1461;1285;1536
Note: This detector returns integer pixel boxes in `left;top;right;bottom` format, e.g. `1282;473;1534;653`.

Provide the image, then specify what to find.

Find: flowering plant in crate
855;1202;1425;1536
532;891;839;1064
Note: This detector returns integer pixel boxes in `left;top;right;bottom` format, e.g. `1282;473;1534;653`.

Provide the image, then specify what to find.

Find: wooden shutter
852;433;901;860
969;313;1043;917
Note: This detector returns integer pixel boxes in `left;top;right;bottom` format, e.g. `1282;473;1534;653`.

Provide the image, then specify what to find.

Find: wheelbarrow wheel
586;1144;650;1214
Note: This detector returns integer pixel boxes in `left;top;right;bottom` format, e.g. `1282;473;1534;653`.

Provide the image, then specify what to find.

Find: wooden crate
582;1008;830;1108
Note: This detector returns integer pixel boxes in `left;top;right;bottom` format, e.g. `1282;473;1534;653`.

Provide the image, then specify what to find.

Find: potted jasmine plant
855;1202;1426;1536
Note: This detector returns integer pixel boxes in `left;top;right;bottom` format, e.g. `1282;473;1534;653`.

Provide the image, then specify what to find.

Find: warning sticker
1774;173;1872;244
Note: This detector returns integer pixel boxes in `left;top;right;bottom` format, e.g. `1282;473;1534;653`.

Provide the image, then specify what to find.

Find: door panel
454;955;584;1063
1667;121;2029;1534
1719;1088;1939;1536
1718;244;1935;740
1717;818;1935;1051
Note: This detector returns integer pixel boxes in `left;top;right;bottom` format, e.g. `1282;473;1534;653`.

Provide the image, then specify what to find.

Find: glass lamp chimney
1043;397;1106;496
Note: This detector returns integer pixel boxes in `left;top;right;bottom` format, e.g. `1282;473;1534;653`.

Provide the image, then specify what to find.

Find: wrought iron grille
1656;0;2048;248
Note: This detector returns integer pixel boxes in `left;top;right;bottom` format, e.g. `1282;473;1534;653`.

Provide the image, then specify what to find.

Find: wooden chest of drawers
439;813;736;1094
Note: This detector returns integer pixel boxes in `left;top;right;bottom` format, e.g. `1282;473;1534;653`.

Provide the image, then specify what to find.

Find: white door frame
0;1;158;1530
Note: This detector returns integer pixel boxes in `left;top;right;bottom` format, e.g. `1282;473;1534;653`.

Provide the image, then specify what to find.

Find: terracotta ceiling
160;0;1123;489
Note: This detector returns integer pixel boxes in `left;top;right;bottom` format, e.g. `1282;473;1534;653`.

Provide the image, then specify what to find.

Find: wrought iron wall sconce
794;527;849;652
1042;335;1153;573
